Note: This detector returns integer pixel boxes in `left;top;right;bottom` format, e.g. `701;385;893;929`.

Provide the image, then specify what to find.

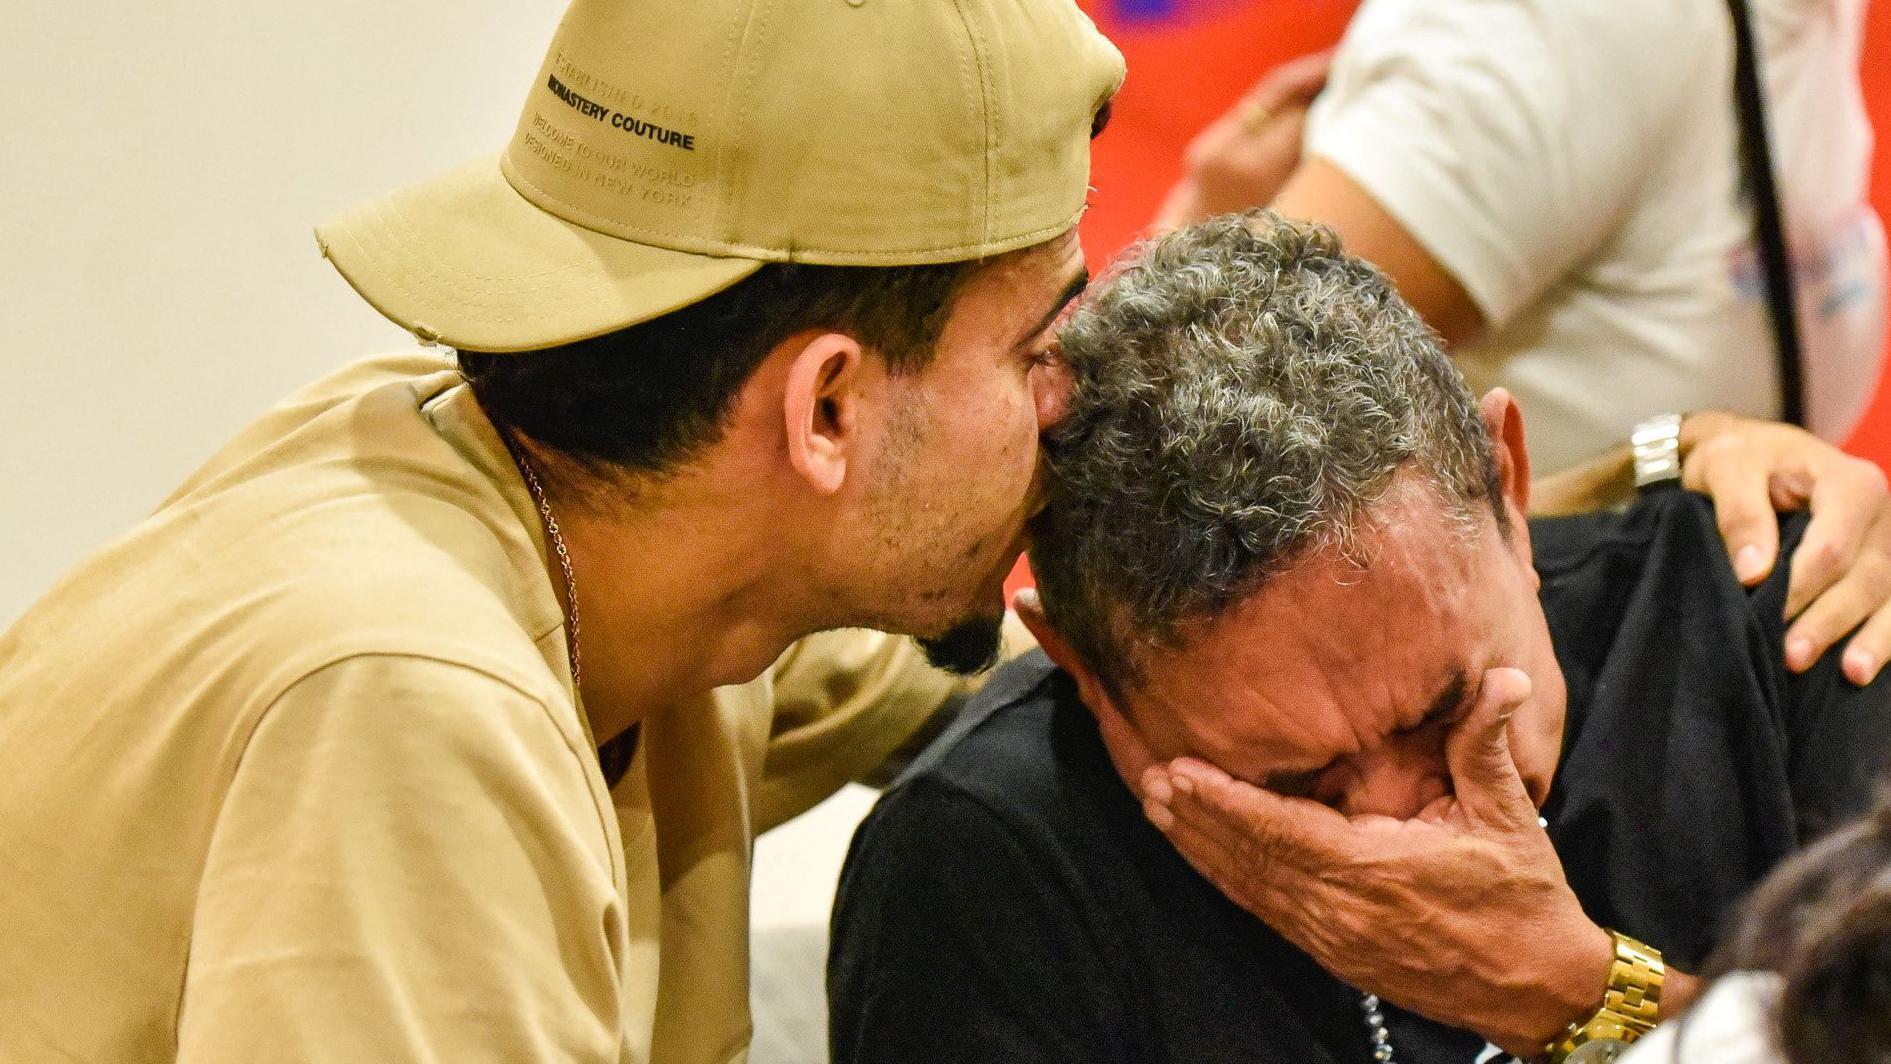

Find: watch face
1567;1039;1631;1064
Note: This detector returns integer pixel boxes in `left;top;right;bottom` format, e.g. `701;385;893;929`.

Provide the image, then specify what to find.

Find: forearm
1662;968;1704;1019
1529;412;1734;517
1515;948;1701;1062
1530;445;1635;517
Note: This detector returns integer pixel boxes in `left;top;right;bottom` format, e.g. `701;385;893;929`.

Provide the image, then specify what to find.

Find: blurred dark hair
1700;784;1891;1063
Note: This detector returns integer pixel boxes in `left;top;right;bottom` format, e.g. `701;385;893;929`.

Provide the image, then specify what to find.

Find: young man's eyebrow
1016;268;1089;349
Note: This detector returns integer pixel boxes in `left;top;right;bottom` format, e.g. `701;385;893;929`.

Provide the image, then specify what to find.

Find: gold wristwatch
1545;930;1664;1064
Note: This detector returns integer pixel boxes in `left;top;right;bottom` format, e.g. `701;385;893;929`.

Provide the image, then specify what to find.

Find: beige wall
1;1;564;622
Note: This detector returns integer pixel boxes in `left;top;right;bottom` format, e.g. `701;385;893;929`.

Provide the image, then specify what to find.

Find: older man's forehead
1142;491;1493;763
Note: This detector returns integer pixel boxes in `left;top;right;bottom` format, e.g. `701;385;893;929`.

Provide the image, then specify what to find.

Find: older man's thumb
1446;667;1536;830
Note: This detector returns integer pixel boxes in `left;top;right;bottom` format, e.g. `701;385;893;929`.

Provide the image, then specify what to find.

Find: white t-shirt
1623;971;1786;1064
1306;0;1886;473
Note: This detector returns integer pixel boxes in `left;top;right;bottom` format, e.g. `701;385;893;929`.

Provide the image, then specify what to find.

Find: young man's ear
1013;588;1159;794
780;332;865;495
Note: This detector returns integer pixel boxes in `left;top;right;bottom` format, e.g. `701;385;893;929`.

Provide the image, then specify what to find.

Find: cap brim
315;154;763;353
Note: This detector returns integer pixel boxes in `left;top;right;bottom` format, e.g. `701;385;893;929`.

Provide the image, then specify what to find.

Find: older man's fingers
1783;461;1889;620
1158;757;1351;871
1148;790;1249;875
1149;786;1330;936
1443;668;1537;833
1686;436;1784;586
1152;804;1312;928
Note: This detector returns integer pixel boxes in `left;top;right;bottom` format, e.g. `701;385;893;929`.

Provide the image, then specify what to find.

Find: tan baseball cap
316;0;1125;353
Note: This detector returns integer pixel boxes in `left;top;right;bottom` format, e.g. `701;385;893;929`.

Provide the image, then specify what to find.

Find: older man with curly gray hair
1035;210;1501;694
830;212;1891;1064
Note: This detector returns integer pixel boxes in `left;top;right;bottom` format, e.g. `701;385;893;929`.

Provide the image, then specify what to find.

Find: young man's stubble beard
870;372;1009;678
918;613;1005;676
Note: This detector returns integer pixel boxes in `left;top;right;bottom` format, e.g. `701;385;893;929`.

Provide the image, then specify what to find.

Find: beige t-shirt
0;354;984;1063
1307;0;1886;474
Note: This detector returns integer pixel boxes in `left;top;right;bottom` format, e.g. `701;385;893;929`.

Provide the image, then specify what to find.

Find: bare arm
1272;158;1486;346
1528;444;1635;517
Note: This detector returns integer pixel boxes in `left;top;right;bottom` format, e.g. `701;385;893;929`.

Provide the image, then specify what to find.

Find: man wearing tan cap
0;2;1117;1060
0;1;1887;1062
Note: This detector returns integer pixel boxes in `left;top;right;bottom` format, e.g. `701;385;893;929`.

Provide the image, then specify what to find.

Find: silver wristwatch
1630;413;1684;489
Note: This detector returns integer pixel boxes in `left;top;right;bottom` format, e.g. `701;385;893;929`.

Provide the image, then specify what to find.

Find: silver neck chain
1360;994;1396;1063
506;438;581;695
1357;816;1547;1063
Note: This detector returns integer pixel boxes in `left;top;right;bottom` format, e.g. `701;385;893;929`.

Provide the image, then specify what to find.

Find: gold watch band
1545;930;1664;1063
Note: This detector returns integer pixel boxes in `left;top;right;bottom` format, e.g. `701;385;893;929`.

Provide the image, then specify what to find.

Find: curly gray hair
1031;210;1501;687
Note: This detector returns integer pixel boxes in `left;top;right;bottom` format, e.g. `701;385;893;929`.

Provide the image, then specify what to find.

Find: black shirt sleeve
828;776;1143;1064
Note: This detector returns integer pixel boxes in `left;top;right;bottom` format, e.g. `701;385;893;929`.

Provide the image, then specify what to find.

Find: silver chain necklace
1357;812;1548;1064
1360;994;1396;1063
505;436;582;694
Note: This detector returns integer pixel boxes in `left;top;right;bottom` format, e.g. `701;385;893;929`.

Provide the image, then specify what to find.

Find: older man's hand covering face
1022;210;1891;1054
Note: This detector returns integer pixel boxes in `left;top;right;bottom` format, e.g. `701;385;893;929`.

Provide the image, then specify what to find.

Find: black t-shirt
829;489;1891;1064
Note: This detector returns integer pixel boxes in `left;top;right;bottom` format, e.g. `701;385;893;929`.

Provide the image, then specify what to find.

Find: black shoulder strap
1727;0;1807;426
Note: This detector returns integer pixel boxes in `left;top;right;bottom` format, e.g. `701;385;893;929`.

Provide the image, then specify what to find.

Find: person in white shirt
1159;0;1890;689
1163;0;1885;477
1623;974;1786;1064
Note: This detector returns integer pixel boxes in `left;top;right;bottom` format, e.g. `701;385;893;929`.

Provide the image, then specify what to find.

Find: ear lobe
1479;387;1531;517
1014;588;1157;788
782;332;864;495
1014;588;1081;678
1478;387;1537;571
1015;588;1105;703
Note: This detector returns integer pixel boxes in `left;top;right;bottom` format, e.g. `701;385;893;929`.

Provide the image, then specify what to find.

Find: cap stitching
361;204;581;316
947;4;980;246
950;0;996;248
713;0;760;241
503;157;1077;261
737;0;780;252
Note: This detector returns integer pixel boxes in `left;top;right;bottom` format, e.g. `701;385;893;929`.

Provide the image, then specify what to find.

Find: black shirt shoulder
1534;488;1891;966
829;655;1148;1064
894;653;1089;820
832;652;1364;1064
832;490;1891;1064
